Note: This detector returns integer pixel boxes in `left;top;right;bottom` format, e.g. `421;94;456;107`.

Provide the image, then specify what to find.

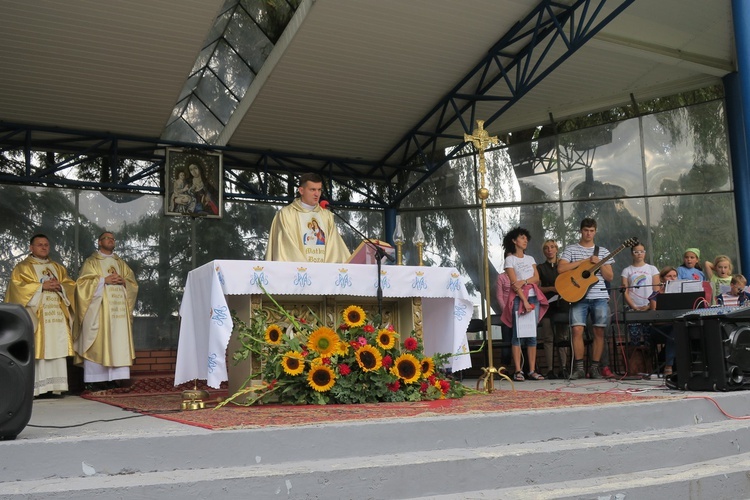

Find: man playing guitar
557;218;614;380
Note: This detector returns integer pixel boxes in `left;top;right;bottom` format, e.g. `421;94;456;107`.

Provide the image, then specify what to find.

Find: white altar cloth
175;260;473;388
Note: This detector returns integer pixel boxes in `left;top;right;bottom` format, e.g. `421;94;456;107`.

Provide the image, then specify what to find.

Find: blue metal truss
0;122;392;209
380;0;636;206
0;0;633;210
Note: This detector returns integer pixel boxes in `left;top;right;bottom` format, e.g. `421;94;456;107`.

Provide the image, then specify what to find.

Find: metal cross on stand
464;120;513;393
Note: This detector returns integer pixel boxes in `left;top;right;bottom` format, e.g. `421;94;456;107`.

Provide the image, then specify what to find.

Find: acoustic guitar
555;237;639;303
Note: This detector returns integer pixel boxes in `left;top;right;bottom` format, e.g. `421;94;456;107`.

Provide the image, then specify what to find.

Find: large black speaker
675;313;750;392
0;304;35;440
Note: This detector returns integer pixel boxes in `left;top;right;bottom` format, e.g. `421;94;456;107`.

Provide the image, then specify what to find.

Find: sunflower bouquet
225;302;466;406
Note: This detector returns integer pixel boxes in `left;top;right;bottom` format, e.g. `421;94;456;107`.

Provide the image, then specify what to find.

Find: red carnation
439;380;451;394
363;325;375;333
338;323;350;331
404;337;418;351
420;382;429;392
428;374;436;385
322;357;331;365
387;380;400;392
339;363;351;376
387;324;395;331
382;354;393;369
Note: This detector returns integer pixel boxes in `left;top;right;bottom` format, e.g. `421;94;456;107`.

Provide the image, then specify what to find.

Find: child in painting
169;171;191;213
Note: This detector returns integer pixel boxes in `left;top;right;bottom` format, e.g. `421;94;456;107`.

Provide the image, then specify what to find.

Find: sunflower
308;365;336;392
420;357;435;378
391;353;421;384
264;324;283;345
375;329;397;350
342;305;366;328
307;327;340;356
336;341;350;356
281;351;305;376
355;345;383;372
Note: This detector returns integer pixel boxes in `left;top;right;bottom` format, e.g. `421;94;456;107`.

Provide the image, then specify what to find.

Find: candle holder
413;216;425;266
393;215;405;265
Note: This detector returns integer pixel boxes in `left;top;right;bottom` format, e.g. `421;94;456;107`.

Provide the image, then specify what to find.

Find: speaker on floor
0;304;35;440
675;316;750;392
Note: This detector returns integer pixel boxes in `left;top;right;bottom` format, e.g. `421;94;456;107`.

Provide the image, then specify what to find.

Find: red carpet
81;377;670;430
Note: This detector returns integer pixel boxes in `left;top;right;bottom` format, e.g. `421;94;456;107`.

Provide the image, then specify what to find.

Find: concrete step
2;397;750;499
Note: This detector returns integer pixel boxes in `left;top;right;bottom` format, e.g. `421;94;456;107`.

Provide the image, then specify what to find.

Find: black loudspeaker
0;304;35;440
675;315;750;392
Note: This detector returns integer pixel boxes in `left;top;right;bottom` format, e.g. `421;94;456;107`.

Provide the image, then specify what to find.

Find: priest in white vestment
266;173;351;263
5;234;76;397
74;231;139;388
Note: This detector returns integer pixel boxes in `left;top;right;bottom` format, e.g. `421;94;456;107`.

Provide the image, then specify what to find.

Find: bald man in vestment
5;234;75;397
75;231;138;390
266;173;351;263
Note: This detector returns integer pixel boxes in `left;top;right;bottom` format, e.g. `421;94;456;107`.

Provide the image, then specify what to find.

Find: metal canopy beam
0;0;635;210
0;122;391;209
381;0;636;206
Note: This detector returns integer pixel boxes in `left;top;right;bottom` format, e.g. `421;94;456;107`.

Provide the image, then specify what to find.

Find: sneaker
569;368;586;380
601;366;615;379
589;364;602;379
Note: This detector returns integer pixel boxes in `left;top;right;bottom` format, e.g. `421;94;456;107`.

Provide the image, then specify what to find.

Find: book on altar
346;239;395;265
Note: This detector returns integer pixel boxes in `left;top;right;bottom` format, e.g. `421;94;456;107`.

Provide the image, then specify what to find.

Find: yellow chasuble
5;256;75;360
266;199;351;263
74;252;139;367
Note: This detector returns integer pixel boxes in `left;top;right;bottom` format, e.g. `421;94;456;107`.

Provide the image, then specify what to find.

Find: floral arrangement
223;299;467;406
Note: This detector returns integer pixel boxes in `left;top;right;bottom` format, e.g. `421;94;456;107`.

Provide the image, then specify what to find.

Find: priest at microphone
266;173;351;263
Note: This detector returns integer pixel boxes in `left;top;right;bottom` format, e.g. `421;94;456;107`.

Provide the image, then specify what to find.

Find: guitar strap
593;246;600;276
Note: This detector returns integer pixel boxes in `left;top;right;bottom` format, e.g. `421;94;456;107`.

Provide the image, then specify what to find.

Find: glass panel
177;71;204;102
560;120;643;200
190;41;218;75
206;4;235;44
225;8;274;74
649;193;738;271
184;99;223;144
560;199;648;258
163;118;205;144
242;0;294;43
194;71;238;125
643;101;731;195
167;97;189;126
209;40;255;99
0;186;78;299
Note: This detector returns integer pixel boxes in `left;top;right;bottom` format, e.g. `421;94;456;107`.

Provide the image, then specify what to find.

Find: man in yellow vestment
74;232;139;389
5;234;75;397
266;173;351;263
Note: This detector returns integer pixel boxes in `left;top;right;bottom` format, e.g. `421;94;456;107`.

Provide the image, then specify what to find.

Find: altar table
175;260;473;388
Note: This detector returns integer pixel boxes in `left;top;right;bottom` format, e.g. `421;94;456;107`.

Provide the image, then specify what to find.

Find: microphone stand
320;201;394;319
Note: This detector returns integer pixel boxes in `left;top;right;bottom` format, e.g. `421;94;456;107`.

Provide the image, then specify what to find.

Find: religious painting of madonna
164;148;223;218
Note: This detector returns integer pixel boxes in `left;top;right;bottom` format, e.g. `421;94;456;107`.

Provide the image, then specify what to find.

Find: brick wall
132;349;177;375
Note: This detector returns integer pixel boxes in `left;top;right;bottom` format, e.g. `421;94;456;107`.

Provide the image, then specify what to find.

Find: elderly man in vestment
75;232;138;389
266;173;351;263
5;234;76;397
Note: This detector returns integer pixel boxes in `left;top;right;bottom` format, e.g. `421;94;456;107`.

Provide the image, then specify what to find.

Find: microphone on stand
319;198;393;319
319;200;395;263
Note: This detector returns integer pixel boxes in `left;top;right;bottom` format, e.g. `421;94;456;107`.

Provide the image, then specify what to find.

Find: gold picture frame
164;148;223;218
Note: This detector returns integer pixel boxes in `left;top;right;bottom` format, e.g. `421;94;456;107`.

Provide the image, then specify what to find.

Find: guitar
555;237;639;303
